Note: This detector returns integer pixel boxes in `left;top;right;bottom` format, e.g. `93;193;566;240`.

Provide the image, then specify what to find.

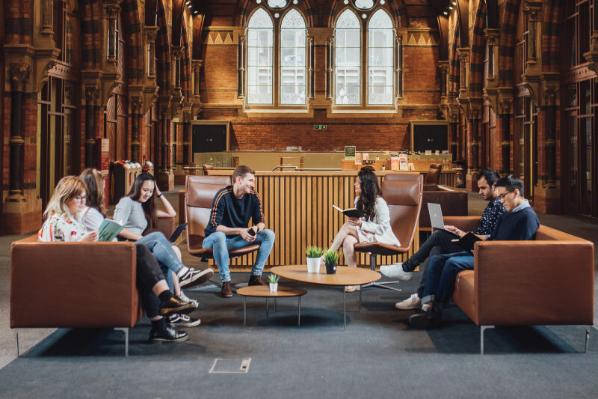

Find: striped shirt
204;186;264;237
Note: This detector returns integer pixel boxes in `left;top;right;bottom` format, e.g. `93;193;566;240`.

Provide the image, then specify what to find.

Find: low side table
236;286;307;327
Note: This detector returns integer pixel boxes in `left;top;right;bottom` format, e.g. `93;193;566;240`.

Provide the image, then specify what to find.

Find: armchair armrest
443;216;480;232
473;240;594;326
155;215;176;237
10;239;139;328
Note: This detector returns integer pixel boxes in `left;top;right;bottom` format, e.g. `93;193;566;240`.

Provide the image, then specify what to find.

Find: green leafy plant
268;274;279;284
322;250;339;266
305;246;324;258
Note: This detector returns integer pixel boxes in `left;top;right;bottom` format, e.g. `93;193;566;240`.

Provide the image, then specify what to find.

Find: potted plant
305;246;324;273
268;274;279;293
322;250;339;275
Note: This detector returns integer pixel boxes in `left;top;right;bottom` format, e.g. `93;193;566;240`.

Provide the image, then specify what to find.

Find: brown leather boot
221;281;233;298
248;274;266;286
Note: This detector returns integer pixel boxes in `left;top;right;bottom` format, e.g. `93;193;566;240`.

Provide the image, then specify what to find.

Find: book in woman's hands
332;204;364;218
97;219;124;242
451;232;481;251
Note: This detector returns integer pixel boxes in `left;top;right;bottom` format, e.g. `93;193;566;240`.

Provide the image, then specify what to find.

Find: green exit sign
313;124;328;130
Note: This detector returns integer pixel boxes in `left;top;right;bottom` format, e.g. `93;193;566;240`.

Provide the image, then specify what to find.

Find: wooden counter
194;170;420;269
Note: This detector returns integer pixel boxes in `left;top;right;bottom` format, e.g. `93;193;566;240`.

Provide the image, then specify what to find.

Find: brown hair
80;168;105;215
232;165;255;182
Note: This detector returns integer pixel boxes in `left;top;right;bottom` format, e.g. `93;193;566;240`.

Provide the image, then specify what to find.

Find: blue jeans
421;251;474;305
138;232;183;289
202;229;276;282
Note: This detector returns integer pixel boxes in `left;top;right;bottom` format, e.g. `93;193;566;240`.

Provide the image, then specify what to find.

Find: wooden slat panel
203;172;420;270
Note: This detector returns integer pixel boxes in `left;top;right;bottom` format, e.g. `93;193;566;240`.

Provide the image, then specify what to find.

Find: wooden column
7;64;30;201
498;92;513;174
130;97;142;162
84;86;100;168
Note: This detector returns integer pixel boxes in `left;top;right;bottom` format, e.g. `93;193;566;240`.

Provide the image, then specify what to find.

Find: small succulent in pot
268;273;279;292
322;250;339;274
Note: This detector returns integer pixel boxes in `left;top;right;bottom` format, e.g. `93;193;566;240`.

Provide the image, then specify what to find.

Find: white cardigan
356;196;401;247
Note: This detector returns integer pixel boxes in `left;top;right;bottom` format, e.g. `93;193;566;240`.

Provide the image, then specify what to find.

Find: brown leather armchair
185;175;259;269
10;237;139;356
354;173;423;291
446;216;595;354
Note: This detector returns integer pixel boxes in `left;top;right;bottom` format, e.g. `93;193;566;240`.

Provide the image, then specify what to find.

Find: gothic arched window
335;9;361;105
280;9;307;105
247;8;274;104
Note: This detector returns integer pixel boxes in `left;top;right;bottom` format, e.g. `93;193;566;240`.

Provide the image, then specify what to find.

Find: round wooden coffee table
237;285;307;326
270;265;381;327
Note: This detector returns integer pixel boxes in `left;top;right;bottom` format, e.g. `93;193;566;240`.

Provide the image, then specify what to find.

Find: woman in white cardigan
329;166;400;292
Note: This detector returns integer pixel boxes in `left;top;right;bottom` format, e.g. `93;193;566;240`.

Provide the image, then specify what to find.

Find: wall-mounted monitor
410;121;449;153
191;121;230;153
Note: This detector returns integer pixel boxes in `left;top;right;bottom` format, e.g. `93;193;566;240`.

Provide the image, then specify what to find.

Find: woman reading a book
38;175;193;342
329;166;401;292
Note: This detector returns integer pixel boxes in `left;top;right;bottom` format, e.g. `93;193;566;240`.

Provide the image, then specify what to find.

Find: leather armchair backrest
382;173;423;250
424;163;442;185
185;175;231;250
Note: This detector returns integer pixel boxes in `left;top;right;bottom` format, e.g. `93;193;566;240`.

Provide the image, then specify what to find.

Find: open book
97;219;124;242
332;204;364;218
451;232;481;252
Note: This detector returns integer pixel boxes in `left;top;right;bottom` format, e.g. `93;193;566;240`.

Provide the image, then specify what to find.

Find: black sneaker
160;296;195;316
149;325;189;342
169;313;202;328
179;268;214;288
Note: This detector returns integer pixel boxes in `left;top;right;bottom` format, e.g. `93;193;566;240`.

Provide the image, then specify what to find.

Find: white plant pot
269;283;278;293
306;257;321;273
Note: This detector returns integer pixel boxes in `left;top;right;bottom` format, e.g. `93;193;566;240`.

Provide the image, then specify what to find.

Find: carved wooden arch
448;26;461;95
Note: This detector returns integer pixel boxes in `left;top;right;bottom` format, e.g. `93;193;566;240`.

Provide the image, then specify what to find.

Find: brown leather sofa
10;215;175;356
420;185;468;229
445;216;595;354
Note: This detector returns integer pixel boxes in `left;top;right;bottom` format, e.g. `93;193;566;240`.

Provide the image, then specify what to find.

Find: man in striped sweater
202;165;276;298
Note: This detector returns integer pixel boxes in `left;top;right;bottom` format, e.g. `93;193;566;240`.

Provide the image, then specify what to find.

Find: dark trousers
421;251;474;305
403;230;463;272
135;244;166;318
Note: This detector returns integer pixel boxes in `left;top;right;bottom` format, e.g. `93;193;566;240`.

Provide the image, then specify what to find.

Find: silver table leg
15;330;20;357
243;297;247;327
298;296;301;327
343;291;347;329
480;325;495;355
266;298;269;319
114;327;129;357
585;328;591;353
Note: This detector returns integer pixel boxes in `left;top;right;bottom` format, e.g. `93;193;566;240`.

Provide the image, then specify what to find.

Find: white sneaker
380;263;413;281
395;293;421;310
178;291;199;308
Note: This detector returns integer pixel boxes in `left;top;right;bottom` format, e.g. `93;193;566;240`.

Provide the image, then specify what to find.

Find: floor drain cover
209;358;252;374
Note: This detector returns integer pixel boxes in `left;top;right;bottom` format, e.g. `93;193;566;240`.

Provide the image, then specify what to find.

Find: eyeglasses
73;195;87;201
497;191;513;199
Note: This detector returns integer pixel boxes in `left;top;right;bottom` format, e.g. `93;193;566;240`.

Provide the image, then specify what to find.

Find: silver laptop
428;203;448;230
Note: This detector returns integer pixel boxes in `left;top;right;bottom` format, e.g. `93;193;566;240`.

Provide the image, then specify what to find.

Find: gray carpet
1;274;597;399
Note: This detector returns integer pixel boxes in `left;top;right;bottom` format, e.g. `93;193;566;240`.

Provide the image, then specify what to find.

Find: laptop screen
427;203;444;230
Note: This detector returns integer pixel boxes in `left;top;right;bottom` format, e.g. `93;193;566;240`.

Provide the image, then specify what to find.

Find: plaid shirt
474;198;505;236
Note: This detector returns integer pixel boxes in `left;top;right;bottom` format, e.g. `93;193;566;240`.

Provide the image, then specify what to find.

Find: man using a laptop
381;169;504;310
408;175;540;328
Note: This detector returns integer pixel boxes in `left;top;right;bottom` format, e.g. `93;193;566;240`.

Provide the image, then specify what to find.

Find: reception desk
198;170;420;269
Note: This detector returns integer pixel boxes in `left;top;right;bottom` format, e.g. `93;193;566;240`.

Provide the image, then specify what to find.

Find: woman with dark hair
113;173;213;295
328;166;400;292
